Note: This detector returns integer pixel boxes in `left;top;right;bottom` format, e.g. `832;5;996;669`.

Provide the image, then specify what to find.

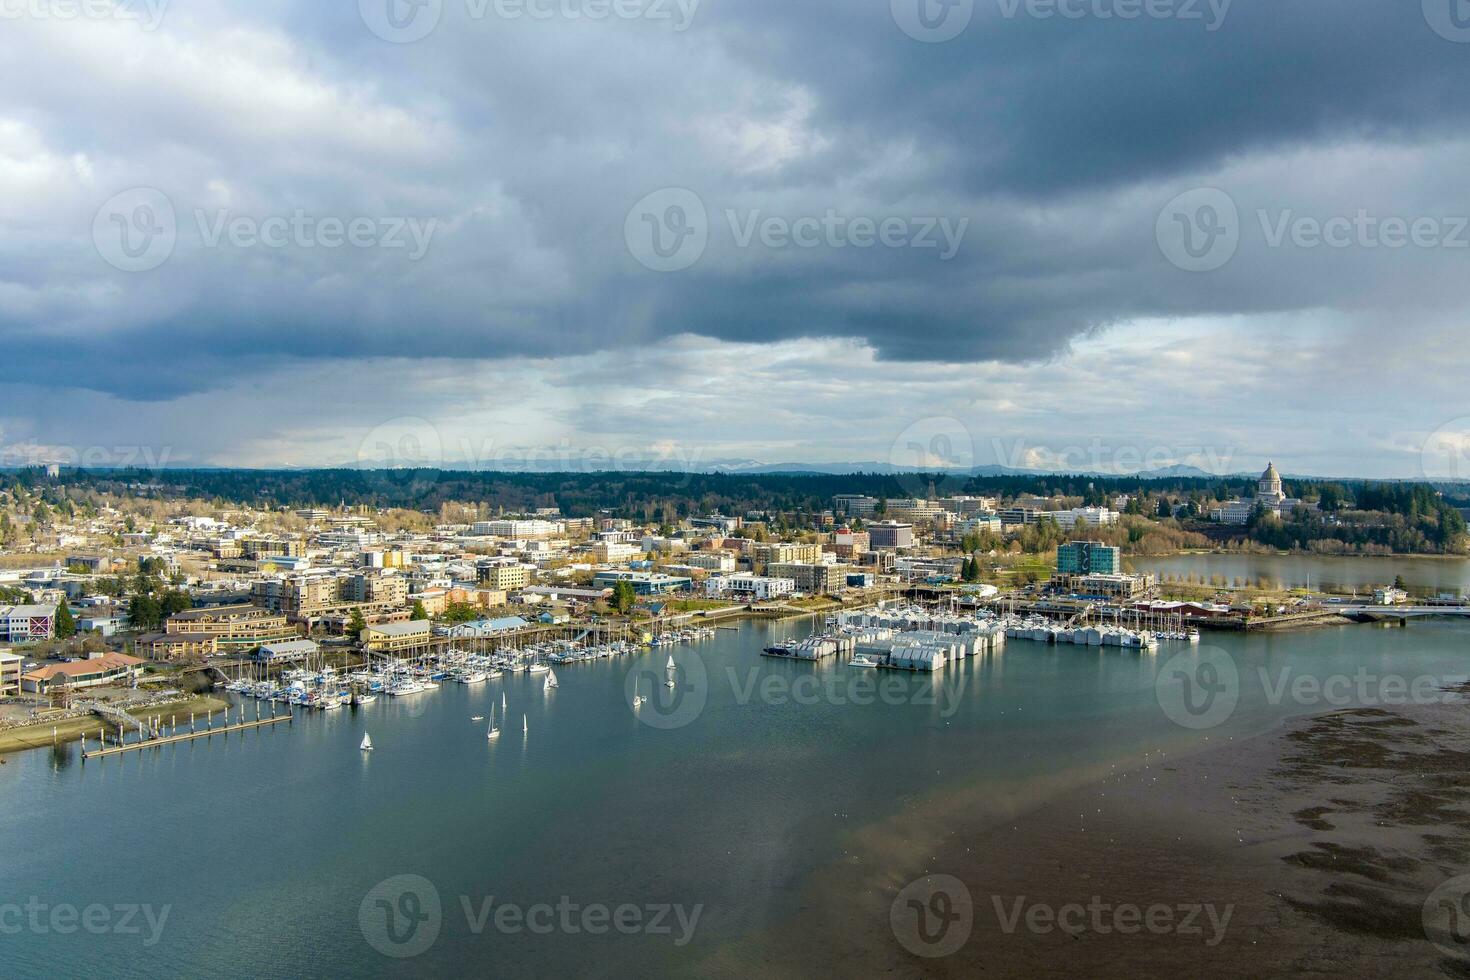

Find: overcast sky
2;0;1468;479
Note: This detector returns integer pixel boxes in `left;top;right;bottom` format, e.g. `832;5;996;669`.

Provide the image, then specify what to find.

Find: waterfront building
137;632;219;660
1071;574;1156;601
163;604;298;649
20;652;145;694
1056;541;1122;576
706;574;796;600
360;620;433;652
0;651;21;697
256;639;320;662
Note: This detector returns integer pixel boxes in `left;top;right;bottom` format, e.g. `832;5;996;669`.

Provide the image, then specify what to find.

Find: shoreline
704;696;1470;978
0;694;229;757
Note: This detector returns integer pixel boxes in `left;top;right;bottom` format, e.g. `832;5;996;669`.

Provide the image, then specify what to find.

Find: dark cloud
0;0;1467;402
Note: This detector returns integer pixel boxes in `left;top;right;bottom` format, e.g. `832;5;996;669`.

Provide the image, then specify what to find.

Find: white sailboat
502;692;507;711
522;714;528;734
360;733;373;752
666;655;676;672
632;677;646;707
487;708;500;740
544;669;558;692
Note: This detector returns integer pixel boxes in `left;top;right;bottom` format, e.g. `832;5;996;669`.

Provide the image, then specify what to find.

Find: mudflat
707;695;1470;978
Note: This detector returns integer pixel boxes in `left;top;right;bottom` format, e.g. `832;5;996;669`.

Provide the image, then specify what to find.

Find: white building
591;541;639;563
685;552;737;572
473;519;562;539
1051;507;1120;530
706;574;796;600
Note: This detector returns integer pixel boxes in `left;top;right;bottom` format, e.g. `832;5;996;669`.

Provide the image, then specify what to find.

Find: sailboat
666;655;676;672
632;677;646;707
487;708;500;740
502;692;507;711
522;714;528;734
360;733;374;752
544;669;558;692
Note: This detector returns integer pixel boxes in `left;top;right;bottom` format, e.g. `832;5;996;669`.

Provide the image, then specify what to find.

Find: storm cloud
0;0;1466;471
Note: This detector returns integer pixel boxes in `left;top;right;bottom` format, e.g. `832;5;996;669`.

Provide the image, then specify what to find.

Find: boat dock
82;714;292;760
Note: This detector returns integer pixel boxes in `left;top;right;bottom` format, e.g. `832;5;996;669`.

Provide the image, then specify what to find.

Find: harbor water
2;615;1468;978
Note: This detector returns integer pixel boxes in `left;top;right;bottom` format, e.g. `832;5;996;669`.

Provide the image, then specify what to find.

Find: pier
82;713;292;760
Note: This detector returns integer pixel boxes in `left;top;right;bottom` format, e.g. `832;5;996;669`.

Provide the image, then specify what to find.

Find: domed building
1209;460;1314;524
1257;462;1285;507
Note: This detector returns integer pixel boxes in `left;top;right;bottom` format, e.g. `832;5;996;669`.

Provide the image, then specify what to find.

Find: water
1133;552;1470;597
2;617;1468;978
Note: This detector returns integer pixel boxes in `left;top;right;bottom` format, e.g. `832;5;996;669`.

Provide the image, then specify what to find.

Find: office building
1056;541;1122;576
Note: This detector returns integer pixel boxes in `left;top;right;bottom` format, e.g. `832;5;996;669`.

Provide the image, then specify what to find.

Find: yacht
849;654;879;668
457;671;488;685
544;670;559;691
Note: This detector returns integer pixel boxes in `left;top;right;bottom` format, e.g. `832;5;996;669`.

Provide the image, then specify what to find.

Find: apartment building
137;632;220;660
592;541;640;563
767;562;850;595
242;536;305;560
752;542;821;573
684;552;736;572
164;604;298;649
473;519;562;539
478;563;531;591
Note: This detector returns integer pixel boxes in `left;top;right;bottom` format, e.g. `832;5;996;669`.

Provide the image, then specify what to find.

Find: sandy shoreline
704;696;1470;978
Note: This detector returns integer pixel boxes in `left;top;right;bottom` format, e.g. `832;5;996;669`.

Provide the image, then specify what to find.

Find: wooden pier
82;714;292;760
